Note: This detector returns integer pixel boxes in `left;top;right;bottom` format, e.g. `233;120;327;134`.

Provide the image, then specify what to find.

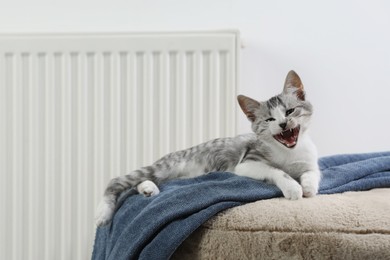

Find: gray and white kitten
96;70;321;227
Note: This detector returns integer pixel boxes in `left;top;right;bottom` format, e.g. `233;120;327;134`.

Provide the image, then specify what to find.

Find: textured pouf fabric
173;188;390;260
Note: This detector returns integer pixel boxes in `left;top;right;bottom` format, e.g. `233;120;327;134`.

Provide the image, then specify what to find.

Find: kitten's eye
286;108;295;116
265;118;275;122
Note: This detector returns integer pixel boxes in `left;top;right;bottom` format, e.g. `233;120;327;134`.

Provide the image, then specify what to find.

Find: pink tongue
285;136;295;144
281;130;295;144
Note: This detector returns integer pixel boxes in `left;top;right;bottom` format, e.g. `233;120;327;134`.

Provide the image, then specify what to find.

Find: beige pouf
173;188;390;260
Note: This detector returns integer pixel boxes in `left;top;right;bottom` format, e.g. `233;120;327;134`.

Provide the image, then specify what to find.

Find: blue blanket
92;152;390;260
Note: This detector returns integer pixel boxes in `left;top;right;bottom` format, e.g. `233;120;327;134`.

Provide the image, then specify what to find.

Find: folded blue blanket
92;152;390;260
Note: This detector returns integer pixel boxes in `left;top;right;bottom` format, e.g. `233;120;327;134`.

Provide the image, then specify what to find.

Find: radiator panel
0;32;239;260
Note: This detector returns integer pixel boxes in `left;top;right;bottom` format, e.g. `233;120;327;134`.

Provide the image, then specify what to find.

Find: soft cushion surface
173;188;390;260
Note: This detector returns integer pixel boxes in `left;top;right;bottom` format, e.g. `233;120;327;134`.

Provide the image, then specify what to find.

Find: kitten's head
238;70;313;148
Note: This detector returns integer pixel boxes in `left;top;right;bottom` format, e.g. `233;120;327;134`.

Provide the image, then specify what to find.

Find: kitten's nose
279;122;287;129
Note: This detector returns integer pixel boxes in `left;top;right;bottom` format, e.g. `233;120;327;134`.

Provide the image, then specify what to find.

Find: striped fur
96;70;321;226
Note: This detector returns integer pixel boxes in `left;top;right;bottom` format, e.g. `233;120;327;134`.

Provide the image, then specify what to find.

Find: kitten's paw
282;182;303;200
137;180;160;197
301;182;318;197
95;198;115;227
300;171;320;198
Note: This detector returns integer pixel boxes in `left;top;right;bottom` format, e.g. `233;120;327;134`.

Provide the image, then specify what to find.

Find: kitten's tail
95;167;159;227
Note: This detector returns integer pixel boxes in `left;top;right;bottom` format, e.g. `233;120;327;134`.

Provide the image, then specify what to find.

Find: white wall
1;0;389;156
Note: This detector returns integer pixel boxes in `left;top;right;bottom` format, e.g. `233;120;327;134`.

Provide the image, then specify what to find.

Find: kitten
95;70;321;227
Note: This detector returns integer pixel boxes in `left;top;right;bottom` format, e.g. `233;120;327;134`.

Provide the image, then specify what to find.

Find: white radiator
0;32;239;260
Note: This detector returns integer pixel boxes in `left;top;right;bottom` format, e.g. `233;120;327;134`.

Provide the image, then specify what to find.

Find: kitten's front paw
300;171;320;198
137;180;160;197
282;182;303;200
95;198;115;227
301;182;318;197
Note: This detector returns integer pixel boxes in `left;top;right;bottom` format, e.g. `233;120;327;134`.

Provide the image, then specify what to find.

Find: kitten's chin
273;126;300;148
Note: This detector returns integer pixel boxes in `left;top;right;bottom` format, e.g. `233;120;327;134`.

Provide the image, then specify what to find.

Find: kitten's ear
283;70;305;100
237;95;261;122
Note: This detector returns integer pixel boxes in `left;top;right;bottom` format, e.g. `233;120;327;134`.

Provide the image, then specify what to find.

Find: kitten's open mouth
273;126;300;148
